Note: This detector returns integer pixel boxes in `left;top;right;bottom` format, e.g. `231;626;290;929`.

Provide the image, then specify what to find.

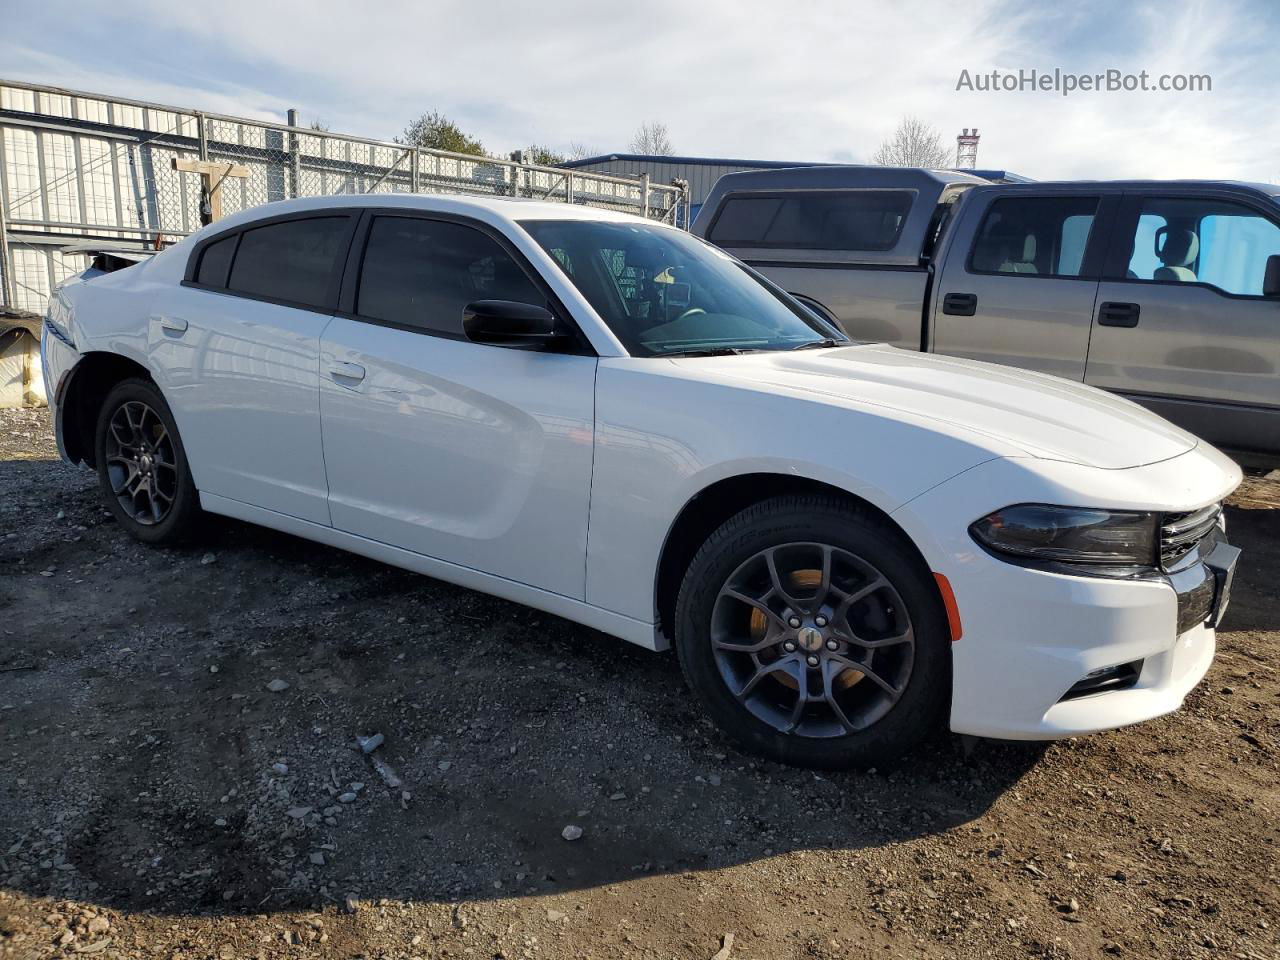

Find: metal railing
0;78;689;313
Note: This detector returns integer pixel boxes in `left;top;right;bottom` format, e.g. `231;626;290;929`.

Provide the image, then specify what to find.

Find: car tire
94;377;202;544
674;494;950;769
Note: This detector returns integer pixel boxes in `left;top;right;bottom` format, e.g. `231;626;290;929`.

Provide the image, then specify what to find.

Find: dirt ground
0;406;1276;960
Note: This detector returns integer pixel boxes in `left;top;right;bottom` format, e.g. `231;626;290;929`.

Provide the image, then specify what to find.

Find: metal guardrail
0;78;690;313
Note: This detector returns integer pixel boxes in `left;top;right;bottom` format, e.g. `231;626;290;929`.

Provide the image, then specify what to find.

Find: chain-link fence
0;79;689;314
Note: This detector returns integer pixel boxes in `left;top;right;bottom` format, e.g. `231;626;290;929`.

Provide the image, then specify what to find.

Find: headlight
970;504;1158;571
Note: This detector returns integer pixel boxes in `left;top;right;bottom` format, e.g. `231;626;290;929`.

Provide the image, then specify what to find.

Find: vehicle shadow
0;473;1048;916
1221;498;1280;632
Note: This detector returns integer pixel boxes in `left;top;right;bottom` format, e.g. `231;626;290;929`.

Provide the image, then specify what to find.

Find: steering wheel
674;307;707;323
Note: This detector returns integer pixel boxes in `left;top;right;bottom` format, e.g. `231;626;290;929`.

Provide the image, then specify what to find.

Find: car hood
671;344;1199;469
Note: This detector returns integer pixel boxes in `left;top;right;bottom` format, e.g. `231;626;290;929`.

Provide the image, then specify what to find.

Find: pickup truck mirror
462;299;563;348
1264;255;1280;298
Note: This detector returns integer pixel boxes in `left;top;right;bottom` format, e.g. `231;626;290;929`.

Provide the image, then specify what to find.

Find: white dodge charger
42;194;1241;768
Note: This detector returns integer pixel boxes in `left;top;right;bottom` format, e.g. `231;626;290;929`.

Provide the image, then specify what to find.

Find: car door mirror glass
1264;254;1280;298
462;299;562;347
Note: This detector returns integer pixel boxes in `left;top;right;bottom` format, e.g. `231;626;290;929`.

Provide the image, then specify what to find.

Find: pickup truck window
707;191;914;251
1117;197;1280;296
969;197;1099;278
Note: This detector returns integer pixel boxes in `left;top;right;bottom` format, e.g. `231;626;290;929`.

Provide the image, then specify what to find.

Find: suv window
195;234;237;287
708;191;914;251
225;216;349;308
1118;197;1280;295
969;196;1099;277
356;216;544;335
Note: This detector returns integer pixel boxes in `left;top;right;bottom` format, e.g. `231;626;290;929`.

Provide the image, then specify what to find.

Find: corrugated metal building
560;153;822;222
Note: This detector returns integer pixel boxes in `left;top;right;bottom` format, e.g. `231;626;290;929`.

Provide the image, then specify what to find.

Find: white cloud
3;0;1277;182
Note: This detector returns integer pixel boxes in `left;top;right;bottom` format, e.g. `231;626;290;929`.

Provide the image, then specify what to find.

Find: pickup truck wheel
95;378;202;544
674;494;949;769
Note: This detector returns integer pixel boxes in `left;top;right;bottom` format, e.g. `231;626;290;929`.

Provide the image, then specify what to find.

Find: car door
153;213;356;525
1085;191;1280;453
318;211;597;599
931;192;1111;380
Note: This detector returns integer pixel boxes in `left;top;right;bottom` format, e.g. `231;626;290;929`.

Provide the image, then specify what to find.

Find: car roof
204;193;670;234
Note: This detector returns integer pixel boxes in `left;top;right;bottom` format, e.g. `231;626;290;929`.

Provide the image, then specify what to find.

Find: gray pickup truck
692;167;1280;461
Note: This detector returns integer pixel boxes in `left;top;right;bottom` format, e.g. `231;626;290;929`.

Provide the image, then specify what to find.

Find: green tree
525;144;566;166
398;111;485;156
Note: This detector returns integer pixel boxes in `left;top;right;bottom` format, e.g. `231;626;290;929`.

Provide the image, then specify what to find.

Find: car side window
968;196;1099;278
194;234;237;287
355;216;544;335
1118;197;1280;295
226;216;350;308
708;191;914;251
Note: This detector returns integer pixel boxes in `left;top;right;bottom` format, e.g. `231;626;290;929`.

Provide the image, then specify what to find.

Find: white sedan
42;195;1241;768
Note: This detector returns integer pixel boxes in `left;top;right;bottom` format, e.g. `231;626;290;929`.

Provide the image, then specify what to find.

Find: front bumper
892;446;1241;740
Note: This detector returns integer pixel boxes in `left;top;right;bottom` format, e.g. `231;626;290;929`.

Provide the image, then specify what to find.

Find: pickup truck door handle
156;315;188;334
327;360;366;383
1097;301;1141;327
942;293;977;316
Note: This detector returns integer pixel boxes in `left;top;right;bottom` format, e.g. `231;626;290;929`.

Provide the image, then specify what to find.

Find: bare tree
629;121;674;156
871;116;951;168
566;141;596;161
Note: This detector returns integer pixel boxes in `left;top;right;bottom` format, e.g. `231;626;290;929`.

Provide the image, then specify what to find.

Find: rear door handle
942;293;977;316
1098;301;1140;327
327;360;366;383
156;315;188;334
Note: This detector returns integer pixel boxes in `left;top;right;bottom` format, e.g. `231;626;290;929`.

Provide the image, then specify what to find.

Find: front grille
1160;504;1221;570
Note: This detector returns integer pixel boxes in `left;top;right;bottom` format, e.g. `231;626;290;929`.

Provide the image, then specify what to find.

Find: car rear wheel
95;378;202;544
674;494;950;769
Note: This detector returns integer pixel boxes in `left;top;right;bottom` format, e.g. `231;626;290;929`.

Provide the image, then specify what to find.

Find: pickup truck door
931;192;1113;380
1084;191;1280;453
317;212;597;599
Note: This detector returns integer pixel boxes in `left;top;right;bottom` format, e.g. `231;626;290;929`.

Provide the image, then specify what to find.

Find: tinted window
709;191;914;251
226;216;349;308
195;234;236;287
523;219;840;357
969;197;1098;277
1118;197;1280;295
356;217;543;335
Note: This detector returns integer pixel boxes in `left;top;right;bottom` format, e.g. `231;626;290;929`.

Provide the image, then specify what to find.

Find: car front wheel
94;377;202;544
674;494;950;769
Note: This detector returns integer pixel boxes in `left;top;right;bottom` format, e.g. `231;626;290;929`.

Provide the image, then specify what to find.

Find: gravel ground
0;405;1277;960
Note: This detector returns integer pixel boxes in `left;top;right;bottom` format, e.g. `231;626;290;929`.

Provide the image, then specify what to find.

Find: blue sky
1;0;1277;182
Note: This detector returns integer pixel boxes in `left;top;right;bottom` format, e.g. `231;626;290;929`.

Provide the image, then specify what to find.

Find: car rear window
708;190;914;251
225;216;349;308
194;234;237;287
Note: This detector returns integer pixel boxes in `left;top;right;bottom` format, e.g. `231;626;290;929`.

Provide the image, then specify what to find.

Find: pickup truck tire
674;494;949;769
94;378;202;545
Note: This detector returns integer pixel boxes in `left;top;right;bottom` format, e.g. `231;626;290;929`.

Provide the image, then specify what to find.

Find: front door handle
1098;301;1141;327
942;292;977;316
327;360;366;383
156;315;188;334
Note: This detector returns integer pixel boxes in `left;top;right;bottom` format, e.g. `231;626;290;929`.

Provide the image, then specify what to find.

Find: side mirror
462;300;562;347
1264;254;1280;298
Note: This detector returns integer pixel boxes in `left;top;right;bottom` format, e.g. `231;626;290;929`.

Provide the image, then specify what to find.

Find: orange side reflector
933;572;962;643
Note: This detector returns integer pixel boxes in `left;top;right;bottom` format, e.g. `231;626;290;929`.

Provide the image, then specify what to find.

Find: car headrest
1155;227;1199;267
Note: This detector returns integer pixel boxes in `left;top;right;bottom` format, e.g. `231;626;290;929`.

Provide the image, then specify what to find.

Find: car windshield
520;219;845;357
